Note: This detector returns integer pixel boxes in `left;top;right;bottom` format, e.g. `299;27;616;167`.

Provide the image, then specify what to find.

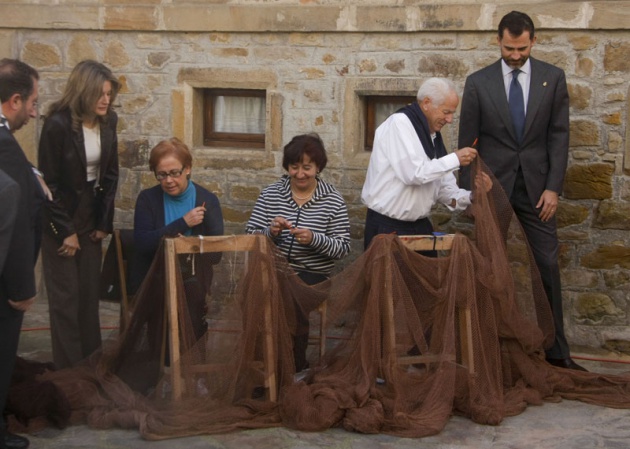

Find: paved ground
16;297;630;449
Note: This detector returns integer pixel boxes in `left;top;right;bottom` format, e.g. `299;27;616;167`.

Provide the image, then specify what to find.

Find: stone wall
1;1;629;355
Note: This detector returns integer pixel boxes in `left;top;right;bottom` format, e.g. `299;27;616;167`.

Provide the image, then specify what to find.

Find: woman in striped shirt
246;133;350;372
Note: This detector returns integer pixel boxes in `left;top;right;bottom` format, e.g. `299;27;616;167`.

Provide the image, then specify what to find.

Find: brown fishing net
11;159;630;438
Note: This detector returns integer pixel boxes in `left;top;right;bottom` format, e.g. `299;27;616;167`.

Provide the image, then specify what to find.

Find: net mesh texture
10;159;630;439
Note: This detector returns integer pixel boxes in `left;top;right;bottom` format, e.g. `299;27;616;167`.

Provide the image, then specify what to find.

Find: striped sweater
246;175;350;275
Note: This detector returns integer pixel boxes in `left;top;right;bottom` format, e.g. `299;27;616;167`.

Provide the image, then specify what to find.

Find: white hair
416;77;457;105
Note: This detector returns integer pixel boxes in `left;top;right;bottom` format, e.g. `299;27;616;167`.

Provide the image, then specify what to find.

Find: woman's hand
89;230;108;243
290;227;313;245
58;233;80;257
184;205;206;228
269;216;293;237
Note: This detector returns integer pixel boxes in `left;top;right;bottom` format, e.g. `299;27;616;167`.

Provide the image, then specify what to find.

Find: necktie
509;69;525;143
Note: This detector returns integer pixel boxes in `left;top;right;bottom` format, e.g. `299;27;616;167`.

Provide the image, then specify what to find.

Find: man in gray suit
458;11;585;371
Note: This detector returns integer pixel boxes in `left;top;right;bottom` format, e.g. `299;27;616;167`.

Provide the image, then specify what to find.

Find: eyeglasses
155;167;185;181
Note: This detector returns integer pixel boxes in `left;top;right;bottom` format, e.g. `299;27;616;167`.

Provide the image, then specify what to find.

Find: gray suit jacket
458;57;569;208
0;169;19;274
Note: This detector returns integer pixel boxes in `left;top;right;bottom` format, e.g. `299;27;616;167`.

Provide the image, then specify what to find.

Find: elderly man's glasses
155;167;185;181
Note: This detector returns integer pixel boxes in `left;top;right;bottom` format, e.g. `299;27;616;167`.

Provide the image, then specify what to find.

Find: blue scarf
397;101;447;160
164;181;196;236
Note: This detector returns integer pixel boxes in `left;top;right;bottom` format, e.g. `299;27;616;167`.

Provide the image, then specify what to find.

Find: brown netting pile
11;159;630;439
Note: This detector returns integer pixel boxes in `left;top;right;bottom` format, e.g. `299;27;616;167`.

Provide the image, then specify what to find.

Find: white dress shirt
361;112;471;221
0;112;9;130
83;124;101;182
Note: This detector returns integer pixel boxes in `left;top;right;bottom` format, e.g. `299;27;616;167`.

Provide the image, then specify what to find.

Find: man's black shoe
546;357;588;372
0;429;29;449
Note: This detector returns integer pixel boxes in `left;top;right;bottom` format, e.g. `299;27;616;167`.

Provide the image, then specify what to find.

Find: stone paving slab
24;401;630;449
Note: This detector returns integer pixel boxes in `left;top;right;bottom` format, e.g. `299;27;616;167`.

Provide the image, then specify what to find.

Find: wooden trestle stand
162;234;473;401
163;234;277;401
397;234;474;375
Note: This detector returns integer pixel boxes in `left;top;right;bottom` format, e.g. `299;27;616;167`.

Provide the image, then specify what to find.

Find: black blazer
0;126;44;315
38;109;119;241
458;57;569;208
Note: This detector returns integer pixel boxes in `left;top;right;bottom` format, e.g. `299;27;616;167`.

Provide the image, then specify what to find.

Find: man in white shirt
361;77;481;251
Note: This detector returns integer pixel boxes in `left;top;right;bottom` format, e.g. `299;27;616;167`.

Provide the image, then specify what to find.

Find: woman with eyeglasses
38;60;120;369
246;133;350;372
131;137;223;340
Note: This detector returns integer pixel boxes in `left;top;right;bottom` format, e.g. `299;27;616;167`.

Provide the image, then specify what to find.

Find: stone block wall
1;1;629;355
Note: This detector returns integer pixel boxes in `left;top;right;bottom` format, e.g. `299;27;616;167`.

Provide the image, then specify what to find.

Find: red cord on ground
22;326;120;332
573;355;630;365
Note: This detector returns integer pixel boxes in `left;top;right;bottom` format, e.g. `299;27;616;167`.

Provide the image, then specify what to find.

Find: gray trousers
510;169;569;360
41;187;103;369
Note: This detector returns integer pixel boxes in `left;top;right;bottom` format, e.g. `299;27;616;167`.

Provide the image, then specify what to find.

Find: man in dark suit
458;11;585;371
0;58;42;449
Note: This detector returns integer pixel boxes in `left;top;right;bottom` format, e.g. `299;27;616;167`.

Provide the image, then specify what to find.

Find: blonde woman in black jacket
38;60;120;369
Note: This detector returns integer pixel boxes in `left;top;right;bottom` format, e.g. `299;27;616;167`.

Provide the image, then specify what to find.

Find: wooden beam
171;234;262;254
164;238;183;400
398;234;454;251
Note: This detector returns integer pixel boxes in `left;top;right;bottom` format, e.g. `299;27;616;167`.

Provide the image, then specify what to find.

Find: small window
364;95;416;151
204;89;266;148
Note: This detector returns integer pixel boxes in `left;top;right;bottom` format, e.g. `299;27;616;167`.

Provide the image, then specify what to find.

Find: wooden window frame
364;95;416;151
203;88;266;149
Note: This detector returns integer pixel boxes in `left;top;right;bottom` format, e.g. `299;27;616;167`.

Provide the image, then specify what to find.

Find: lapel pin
543;82;547;87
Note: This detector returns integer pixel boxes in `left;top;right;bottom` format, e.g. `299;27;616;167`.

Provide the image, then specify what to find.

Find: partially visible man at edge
458;11;585;371
0;58;44;449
